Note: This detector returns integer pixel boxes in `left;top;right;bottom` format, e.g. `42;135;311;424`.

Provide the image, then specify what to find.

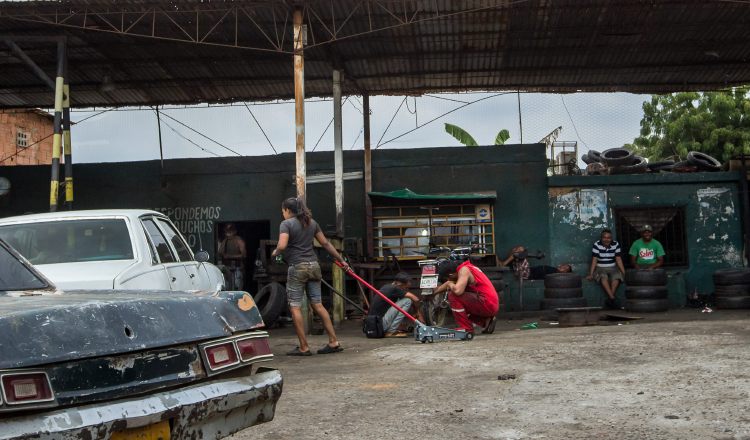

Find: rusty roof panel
0;0;749;108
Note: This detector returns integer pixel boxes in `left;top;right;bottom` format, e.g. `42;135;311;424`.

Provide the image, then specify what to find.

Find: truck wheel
713;268;750;285
601;148;634;167
624;286;668;300
714;284;750;297
253;282;286;327
540;297;587;309
544;273;582;288
714;296;750;309
625;299;669;313
544;287;583;299
625;269;667;286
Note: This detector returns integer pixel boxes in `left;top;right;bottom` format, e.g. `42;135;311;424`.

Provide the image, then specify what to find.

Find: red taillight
236;337;273;362
203;342;239;371
1;373;54;405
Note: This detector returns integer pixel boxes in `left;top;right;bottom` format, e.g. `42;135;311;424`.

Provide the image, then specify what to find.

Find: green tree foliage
628;88;750;161
444;123;510;147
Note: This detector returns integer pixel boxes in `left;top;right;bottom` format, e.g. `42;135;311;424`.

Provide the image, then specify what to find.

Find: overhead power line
243;103;278;155
158;111;243;156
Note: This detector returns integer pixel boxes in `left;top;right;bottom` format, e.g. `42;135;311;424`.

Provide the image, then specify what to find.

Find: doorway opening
215;220;270;291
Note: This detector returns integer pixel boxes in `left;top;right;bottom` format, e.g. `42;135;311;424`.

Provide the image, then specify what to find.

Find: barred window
373;204;495;259
16;128;29;148
614;206;687;267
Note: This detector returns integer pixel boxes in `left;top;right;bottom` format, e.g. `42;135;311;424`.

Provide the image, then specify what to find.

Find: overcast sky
67;92;649;163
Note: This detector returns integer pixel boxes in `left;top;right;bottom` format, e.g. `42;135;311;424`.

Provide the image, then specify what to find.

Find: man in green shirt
629;224;665;269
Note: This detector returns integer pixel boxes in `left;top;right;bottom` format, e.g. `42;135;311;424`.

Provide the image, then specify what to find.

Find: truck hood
34;260;136;290
0;290;264;369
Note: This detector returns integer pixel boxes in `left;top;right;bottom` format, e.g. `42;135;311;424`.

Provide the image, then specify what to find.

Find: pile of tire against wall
712;268;750;309
541;273;587;309
625;269;669;312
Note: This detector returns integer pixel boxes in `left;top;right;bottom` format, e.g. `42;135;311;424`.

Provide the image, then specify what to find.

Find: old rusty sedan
0;239;282;439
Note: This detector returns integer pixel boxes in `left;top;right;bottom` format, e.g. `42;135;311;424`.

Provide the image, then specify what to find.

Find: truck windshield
0;219;134;265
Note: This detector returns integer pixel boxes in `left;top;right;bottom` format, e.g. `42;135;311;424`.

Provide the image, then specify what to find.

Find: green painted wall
0;144;552;269
547;172;744;308
1;147;743;312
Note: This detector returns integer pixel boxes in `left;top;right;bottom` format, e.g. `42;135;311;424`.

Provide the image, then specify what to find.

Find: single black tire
647;160;675;171
492;280;507;294
713;268;750;285
253;282;287;327
421;297;450;327
601;148;634;167
687;151;722;172
581;153;592;164
540;297;587;310
609;156;648;174
714;284;750;297
714;295;750;309
625;269;667;286
625;299;669;313
588;149;603;163
465;332;474;341
544;273;583;288
625;286;668;300
672;161;698;173
544;287;584;299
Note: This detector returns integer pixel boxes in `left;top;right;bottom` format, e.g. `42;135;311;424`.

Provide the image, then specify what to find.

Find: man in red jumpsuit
435;260;500;334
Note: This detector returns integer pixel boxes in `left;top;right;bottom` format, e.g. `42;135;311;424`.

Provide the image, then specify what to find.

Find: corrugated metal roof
0;0;748;108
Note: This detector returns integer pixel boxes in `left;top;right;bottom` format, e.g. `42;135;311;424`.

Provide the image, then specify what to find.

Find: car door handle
189;273;195;278
171;277;177;282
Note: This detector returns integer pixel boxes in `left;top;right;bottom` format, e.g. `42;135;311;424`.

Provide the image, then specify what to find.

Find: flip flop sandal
317;344;344;354
286;346;312;356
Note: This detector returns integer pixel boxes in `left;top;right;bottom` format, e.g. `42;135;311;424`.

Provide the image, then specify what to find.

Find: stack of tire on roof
541;273;587;310
713;268;750;309
624;269;669;312
582;148;722;175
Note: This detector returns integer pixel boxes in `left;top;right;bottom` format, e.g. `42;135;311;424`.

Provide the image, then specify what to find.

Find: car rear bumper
0;368;283;440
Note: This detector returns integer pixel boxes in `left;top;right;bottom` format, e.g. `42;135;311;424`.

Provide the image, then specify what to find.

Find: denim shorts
286;261;323;307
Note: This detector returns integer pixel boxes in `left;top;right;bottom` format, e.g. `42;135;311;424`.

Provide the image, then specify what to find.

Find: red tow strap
335;260;418;323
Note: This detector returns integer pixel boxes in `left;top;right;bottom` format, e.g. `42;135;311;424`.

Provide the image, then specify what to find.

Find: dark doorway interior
215;220;270;292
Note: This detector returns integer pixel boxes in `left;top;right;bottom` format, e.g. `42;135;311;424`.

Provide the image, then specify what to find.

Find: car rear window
0;219;134;265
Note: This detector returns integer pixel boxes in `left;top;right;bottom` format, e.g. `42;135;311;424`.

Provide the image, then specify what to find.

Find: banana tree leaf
495;129;510;145
444;123;478;147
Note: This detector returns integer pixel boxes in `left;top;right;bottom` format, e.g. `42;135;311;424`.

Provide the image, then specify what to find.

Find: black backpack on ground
362;315;384;338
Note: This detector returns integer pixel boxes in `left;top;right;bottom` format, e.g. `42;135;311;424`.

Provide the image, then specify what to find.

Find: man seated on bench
367;272;421;337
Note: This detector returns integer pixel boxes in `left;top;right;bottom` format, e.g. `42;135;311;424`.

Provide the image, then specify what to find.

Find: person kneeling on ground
435;260;499;335
368;272;421;337
586;228;626;309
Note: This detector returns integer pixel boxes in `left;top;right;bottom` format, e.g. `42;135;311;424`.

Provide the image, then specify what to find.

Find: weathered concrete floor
231;310;750;440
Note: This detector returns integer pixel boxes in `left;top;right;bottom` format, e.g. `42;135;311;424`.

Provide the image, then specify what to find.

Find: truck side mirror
195;250;210;263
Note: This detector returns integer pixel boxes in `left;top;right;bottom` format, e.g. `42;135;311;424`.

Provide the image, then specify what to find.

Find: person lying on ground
434;260;499;335
500;245;571;280
367;272;421;337
586;228;626;309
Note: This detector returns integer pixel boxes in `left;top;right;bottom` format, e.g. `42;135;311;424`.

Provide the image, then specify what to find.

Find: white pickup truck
0;209;225;291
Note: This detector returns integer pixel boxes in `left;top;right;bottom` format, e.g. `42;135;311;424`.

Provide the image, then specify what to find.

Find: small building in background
0;109;53;166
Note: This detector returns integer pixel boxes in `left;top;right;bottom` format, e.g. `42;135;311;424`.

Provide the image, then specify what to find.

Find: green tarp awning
367;188;496;200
